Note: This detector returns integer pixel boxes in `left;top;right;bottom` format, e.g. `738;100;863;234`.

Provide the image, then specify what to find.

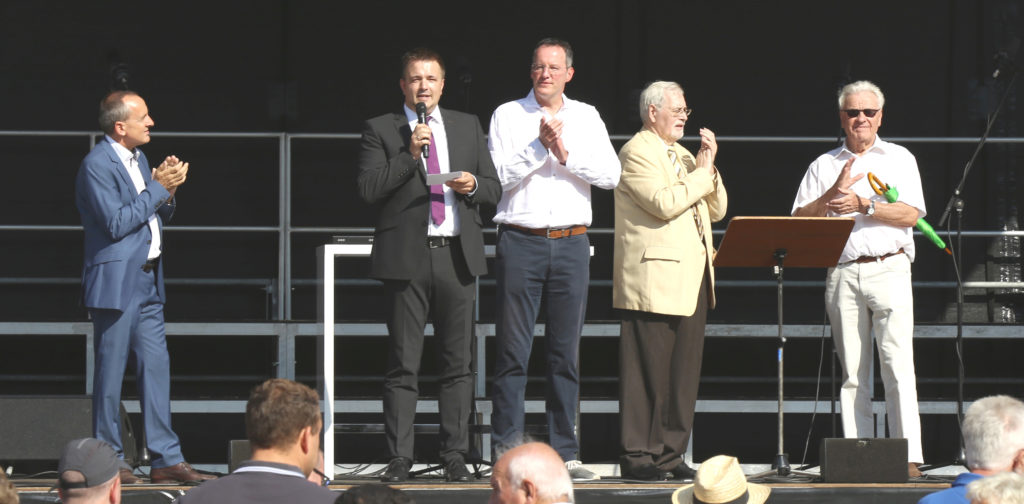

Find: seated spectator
966;472;1024;504
920;395;1024;504
335;484;413;504
174;379;336;504
0;469;19;504
671;455;769;504
489;442;574;504
57;438;121;504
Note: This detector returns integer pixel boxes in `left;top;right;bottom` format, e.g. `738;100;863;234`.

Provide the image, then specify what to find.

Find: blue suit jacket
75;140;175;312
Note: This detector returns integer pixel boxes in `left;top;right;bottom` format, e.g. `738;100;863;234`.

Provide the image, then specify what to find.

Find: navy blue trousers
491;227;590;461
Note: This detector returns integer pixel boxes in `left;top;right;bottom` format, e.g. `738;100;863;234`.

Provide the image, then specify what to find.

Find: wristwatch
865;199;876;217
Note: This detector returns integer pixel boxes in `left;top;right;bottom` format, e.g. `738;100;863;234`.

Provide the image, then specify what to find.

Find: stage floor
13;476;953;504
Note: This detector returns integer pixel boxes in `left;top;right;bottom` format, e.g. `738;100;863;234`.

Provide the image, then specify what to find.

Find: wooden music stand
714;216;854;476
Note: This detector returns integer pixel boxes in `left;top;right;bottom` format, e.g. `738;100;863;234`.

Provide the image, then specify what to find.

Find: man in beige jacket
613;81;727;481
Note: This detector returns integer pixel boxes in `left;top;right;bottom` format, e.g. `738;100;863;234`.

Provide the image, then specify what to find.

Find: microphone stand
926;64;1019;471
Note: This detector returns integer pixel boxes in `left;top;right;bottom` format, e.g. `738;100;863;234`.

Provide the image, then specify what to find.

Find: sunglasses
843;108;880;118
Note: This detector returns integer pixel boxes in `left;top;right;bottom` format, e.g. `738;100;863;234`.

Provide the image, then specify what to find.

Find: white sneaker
565;459;599;481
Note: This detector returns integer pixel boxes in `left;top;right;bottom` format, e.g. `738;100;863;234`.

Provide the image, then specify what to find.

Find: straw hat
671;455;770;504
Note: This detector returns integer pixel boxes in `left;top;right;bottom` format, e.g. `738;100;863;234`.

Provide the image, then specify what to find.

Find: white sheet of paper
426;171;462;186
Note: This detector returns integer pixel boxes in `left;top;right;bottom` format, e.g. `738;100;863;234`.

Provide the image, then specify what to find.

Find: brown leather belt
505;224;587;239
142;258;160;273
845;247;905;265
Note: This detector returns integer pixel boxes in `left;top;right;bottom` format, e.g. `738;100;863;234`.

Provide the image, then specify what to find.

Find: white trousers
825;253;923;463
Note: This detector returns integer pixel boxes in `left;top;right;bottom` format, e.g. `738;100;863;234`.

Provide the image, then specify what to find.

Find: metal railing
3;129;1022;466
4;130;1024;320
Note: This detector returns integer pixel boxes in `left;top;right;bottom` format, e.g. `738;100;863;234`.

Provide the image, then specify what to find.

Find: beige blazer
613;129;728;316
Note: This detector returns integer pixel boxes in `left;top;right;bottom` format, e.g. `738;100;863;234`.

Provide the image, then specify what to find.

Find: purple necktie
426;116;445;226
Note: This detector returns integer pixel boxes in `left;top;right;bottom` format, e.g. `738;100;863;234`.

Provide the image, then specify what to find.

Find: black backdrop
1;0;1021;467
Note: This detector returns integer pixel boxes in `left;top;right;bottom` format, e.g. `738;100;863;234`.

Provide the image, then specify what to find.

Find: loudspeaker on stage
820;437;908;483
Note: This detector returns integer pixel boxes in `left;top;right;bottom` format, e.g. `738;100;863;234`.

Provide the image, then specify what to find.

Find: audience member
56;438;121;504
671;455;769;504
920;395;1024;504
489;442;574;504
173;379;336;504
0;469;19;504
335;485;413;504
967;472;1024;504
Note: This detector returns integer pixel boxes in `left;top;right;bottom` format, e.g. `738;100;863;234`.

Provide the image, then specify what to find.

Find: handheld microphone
415;102;429;159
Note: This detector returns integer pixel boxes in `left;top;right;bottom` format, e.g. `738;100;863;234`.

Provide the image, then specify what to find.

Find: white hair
964;395;1024;471
966;472;1024;504
837;80;885;109
505;447;574;503
639;81;684;126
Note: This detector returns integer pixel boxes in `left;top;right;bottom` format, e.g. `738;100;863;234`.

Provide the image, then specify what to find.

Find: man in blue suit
75;91;213;484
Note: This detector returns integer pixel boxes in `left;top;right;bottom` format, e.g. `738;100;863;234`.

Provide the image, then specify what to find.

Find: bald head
489;442;573;504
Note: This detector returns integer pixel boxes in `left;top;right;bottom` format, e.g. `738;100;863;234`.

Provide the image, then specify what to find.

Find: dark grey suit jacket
357;107;500;280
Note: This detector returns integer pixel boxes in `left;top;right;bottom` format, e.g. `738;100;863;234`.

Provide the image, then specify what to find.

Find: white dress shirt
106;136;162;260
791;137;926;263
488;90;620;228
404;105;460;237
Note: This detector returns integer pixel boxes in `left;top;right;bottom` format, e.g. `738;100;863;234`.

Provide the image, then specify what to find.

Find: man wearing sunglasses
791;80;926;478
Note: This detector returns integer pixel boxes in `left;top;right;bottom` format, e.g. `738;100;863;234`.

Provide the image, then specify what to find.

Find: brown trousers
619;272;708;472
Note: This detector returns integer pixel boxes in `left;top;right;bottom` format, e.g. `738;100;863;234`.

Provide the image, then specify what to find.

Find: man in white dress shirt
791;80;925;478
487;37;621;480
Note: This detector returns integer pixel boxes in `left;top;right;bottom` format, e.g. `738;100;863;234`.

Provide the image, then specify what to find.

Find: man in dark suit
75;91;213;484
357;48;501;483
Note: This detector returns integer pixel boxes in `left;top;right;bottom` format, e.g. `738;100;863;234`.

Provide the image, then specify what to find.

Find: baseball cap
57;438;120;489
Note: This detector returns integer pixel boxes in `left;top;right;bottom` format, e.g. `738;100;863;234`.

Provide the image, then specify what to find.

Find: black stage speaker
0;396;138;466
820;438;908;483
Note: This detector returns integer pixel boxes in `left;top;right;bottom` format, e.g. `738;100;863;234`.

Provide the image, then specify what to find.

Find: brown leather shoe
150;462;217;484
119;468;140;484
908;463;923;478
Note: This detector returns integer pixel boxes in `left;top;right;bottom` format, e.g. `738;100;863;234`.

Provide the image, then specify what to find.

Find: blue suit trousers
91;265;183;469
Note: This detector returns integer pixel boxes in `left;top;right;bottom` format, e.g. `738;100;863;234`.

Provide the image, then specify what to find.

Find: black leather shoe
445;457;474;482
622;463;662;481
381;457;412;482
666;462;697;480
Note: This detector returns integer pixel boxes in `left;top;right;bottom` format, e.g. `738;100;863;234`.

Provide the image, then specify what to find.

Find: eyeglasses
312;468;330;487
843;108;880;118
530;64;565;75
668;107;693;118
